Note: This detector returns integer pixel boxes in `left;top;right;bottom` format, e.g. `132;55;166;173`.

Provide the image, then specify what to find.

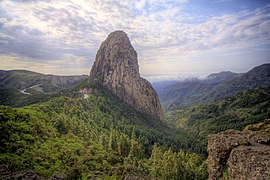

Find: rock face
207;129;270;180
89;31;163;120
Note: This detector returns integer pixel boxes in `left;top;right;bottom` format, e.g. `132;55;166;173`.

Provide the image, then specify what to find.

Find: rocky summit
207;129;270;180
89;31;163;120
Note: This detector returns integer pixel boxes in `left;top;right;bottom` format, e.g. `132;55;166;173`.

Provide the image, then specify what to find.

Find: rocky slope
89;30;163;120
207;125;270;179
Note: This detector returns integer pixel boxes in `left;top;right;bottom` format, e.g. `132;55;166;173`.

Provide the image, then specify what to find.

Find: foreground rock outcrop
89;31;163;120
207;129;270;180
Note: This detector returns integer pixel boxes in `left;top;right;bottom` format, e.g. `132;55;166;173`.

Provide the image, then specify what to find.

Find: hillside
201;63;270;102
0;70;89;108
0;67;268;180
0;83;207;179
0;70;88;93
165;88;270;150
1;28;269;179
158;64;270;110
159;81;217;109
0;88;58;107
0;31;210;179
0;82;85;108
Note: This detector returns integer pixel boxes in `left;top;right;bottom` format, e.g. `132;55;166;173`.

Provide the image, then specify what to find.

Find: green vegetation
0;84;207;179
40;83;62;93
0;81;87;108
148;145;207;180
2;66;269;179
165;88;270;151
0;70;42;89
159;81;216;110
159;64;270;110
0;88;57;107
0;70;88;97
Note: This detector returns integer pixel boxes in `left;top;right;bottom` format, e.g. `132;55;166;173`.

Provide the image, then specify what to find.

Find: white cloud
135;0;146;10
0;0;269;75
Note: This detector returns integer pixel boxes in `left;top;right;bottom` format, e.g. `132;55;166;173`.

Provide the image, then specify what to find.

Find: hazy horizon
0;0;270;76
3;62;269;83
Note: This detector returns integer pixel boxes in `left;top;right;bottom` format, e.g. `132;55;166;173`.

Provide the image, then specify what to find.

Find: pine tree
109;129;118;151
162;148;174;179
117;134;129;157
149;145;163;178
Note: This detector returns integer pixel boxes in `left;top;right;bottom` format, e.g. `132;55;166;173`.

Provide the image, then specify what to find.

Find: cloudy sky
0;0;270;78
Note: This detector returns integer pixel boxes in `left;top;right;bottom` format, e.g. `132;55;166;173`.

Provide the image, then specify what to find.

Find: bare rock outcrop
89;31;163;120
207;129;270;180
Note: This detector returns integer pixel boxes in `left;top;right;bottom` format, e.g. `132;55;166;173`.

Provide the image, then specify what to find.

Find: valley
1;0;270;179
0;31;269;179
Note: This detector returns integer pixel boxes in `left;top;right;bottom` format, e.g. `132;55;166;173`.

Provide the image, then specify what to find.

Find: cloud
0;0;269;75
135;0;146;10
143;73;201;82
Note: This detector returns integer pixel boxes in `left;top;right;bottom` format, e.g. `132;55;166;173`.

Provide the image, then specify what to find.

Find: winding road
20;84;43;95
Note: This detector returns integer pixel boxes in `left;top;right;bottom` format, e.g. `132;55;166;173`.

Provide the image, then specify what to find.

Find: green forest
0;84;208;179
1;72;269;179
165;88;270;149
166;88;270;134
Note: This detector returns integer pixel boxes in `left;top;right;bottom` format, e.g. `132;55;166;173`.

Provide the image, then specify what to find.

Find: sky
0;0;270;80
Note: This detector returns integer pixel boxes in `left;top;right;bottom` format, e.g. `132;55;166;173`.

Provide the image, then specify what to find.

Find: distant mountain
201;63;270;102
0;70;88;93
204;71;240;84
152;80;180;93
157;71;240;109
153;71;239;93
0;70;89;107
158;64;270;110
159;81;217;109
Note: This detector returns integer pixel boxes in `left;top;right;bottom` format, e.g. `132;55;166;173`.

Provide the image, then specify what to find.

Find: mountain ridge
0;69;88;93
158;63;270;110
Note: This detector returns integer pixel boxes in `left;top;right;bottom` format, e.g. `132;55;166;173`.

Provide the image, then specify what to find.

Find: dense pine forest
0;83;207;179
1;62;270;179
1;0;270;178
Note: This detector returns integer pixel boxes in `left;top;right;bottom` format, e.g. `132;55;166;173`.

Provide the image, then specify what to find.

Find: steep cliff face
89;31;163;120
207;128;270;180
